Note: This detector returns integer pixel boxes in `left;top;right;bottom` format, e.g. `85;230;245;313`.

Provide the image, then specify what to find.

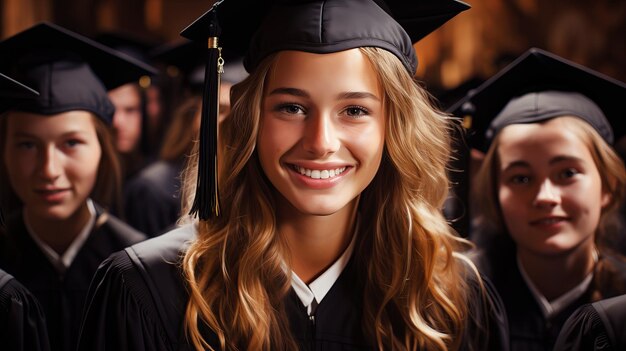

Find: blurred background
3;0;625;103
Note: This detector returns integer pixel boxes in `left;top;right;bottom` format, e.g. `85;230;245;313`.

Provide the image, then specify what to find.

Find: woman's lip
287;165;350;189
529;217;568;226
34;188;70;202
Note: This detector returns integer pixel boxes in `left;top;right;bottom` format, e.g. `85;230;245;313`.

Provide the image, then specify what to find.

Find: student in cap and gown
123;40;248;236
0;73;51;351
95;31;162;175
78;0;509;350
0;22;152;351
554;293;626;351
450;48;626;351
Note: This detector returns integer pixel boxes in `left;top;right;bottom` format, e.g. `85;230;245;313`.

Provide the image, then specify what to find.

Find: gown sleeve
0;270;51;351
76;250;176;351
461;266;511;351
77;225;196;351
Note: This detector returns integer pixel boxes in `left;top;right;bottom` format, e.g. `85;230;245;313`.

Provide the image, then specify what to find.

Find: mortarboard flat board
448;47;626;152
179;0;471;220
0;73;39;114
0;22;158;124
150;39;247;92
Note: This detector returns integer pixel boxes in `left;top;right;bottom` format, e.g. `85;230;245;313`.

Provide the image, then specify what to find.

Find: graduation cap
0;73;39;114
0;22;157;124
94;31;159;88
448;47;626;152
150;39;247;93
179;0;470;220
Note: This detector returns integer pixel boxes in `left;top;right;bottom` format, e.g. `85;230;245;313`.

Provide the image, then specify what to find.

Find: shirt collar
24;199;97;275
289;223;358;316
517;252;596;319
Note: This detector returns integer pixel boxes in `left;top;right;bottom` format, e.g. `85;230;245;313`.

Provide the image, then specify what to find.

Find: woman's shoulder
93;204;147;245
78;224;197;351
455;253;511;351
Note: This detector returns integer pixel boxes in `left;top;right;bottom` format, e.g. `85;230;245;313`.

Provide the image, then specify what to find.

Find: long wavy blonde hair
181;47;475;350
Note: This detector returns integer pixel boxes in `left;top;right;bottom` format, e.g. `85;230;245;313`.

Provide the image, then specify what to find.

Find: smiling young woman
76;1;509;350
455;48;626;351
0;23;150;351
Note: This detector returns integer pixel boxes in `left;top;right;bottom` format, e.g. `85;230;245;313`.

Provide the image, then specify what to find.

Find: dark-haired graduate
77;1;508;350
450;48;626;351
0;23;151;351
0;73;51;351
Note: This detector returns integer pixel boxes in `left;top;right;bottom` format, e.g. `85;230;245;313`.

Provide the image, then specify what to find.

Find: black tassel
189;10;222;220
0;207;4;228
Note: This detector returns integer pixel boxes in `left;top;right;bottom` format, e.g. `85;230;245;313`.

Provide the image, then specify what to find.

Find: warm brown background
2;0;625;97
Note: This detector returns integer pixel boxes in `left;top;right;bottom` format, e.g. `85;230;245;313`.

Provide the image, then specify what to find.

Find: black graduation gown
0;206;147;351
473;247;626;351
123;160;183;237
553;293;626;351
0;268;51;351
77;224;509;351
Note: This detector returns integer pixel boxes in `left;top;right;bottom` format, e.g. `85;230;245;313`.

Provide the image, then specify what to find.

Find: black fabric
0;205;147;351
472;247;626;351
0;22;156;124
123;160;183;237
181;0;470;76
447;47;626;152
554;293;626;351
78;224;508;350
0;268;51;351
0;73;39;113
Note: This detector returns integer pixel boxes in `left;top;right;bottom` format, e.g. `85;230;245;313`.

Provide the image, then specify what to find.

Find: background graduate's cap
179;0;470;220
150;39;247;94
94;31;159;89
0;22;158;124
0;73;39;114
448;47;626;153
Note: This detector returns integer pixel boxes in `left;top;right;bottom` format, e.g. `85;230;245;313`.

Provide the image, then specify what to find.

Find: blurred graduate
451;48;626;351
0;23;151;351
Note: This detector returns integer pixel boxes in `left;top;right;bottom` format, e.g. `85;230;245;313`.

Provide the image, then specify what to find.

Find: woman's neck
278;199;359;284
24;202;92;256
517;237;596;301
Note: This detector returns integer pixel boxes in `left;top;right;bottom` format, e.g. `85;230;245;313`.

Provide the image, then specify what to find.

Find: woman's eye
65;139;82;148
344;106;369;117
560;168;580;179
510;175;530;184
16;141;35;149
276;103;305;115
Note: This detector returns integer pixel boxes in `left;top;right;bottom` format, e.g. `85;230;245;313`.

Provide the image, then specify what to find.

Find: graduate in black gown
0;73;51;351
122;41;248;236
78;1;509;350
554;293;626;351
449;48;626;351
0;23;153;351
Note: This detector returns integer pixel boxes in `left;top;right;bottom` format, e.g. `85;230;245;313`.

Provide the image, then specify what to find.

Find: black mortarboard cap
179;0;470;220
448;47;626;152
95;31;158;88
150;39;247;93
0;73;39;114
0;22;157;124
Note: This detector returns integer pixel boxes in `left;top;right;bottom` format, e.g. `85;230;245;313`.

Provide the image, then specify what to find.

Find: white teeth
294;166;347;179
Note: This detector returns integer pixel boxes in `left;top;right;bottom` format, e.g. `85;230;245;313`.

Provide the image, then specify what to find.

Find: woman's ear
600;190;612;209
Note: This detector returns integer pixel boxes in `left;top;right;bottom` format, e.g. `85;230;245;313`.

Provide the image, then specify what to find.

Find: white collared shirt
517;253;595;319
289;232;357;316
25;199;97;275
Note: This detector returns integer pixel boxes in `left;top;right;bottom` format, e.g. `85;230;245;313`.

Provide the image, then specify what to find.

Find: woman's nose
302;113;340;157
533;179;560;207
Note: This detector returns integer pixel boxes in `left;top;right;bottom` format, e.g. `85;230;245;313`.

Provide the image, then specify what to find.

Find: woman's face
257;49;385;216
496;118;610;257
3;110;102;220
